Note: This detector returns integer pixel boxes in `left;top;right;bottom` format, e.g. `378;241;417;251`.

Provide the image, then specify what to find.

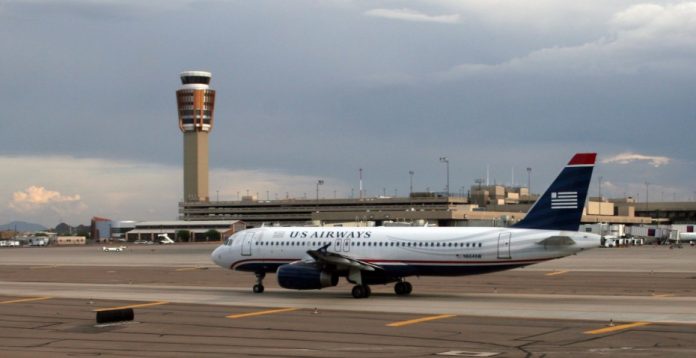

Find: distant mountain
54;223;90;236
0;221;47;232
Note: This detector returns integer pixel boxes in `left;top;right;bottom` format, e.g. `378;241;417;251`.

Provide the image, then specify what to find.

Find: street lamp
439;157;449;195
597;176;604;215
409;170;414;195
526;167;531;195
316;180;324;201
645;181;649;211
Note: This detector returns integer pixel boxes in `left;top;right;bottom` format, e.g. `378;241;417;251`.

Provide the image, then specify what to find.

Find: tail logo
551;192;578;209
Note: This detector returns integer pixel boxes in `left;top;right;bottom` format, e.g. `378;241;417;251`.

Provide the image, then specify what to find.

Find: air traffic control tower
176;71;216;202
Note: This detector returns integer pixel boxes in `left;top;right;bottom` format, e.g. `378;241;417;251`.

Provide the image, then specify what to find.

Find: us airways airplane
211;153;600;298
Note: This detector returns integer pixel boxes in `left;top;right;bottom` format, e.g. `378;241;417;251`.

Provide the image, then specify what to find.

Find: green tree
204;229;221;242
176;230;191;242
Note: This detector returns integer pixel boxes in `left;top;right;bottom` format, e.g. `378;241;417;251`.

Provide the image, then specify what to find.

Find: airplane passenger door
241;232;254;256
343;239;351;252
334;238;342;252
497;232;511;259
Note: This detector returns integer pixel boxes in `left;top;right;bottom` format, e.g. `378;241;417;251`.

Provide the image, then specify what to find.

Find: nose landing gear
253;272;265;293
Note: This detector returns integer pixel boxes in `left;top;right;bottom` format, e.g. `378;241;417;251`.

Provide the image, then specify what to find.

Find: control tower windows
181;76;211;85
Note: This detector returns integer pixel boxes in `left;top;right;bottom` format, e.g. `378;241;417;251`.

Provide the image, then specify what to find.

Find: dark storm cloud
1;0;695;225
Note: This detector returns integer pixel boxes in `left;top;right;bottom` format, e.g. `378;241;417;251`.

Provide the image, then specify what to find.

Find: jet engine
276;263;339;290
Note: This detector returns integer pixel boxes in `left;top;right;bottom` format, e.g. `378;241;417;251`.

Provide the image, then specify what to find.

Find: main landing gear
351;284;371;299
394;280;413;296
253;272;265;293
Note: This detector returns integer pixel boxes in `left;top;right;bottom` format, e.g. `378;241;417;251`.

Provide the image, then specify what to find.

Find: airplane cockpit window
226;232;242;246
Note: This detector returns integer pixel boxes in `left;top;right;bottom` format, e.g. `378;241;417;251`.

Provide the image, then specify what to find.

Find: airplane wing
305;243;383;272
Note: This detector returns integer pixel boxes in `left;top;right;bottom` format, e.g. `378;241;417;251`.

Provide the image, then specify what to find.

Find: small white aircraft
212;153;601;298
157;234;175;245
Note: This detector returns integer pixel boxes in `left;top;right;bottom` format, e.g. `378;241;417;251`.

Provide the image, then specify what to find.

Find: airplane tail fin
512;153;596;231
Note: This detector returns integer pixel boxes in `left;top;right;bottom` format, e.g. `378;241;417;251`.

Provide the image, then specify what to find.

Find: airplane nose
211;245;226;268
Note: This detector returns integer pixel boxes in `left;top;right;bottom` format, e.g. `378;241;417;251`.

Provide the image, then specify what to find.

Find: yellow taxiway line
386;314;456;327
584;321;650;335
0;296;52;304
94;301;169;312
652;293;674;298
226;307;299;319
175;267;202;272
545;270;569;276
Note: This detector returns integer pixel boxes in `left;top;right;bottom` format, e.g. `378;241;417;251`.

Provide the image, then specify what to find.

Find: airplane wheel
404;281;413;294
351;285;370;299
351;285;364;298
253;284;265;293
394;282;406;295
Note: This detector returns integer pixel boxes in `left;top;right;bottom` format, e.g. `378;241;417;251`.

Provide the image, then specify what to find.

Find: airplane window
436;243;440;247
479;243;482;247
431;243;434;247
466;243;470;247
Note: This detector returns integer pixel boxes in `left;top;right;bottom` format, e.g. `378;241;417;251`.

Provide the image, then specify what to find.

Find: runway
1;244;695;356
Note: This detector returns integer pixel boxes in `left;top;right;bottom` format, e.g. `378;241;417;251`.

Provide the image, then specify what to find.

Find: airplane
211;153;601;298
157;233;175;245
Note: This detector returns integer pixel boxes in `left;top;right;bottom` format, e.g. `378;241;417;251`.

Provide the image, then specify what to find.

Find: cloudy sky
1;0;695;226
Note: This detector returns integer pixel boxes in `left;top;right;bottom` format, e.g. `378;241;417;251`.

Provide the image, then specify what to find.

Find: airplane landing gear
351;284;371;299
394;280;412;296
253;272;265;293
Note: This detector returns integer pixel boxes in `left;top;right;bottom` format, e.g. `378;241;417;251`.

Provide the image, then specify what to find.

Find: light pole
526;167;531;196
359;168;363;200
409;170;414;195
316;180;324;201
598;176;603;199
216;190;219;201
439;157;449;195
645;181;649;211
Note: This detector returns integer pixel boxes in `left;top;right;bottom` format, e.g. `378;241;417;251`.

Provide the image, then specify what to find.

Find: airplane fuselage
212;226;599;280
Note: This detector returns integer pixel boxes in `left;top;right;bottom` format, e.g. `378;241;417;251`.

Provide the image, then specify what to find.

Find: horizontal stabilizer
536;236;575;246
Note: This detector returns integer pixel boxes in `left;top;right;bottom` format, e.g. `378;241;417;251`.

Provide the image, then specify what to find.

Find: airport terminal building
178;191;650;228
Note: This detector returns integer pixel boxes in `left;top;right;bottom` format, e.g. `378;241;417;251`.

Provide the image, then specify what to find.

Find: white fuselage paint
211;226;600;275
